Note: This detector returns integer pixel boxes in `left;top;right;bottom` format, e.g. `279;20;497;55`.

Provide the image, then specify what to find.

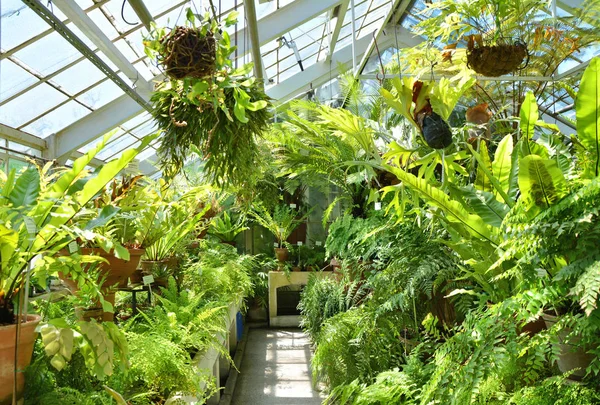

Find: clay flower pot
0;314;42;405
275;248;289;264
543;313;596;380
81;248;145;289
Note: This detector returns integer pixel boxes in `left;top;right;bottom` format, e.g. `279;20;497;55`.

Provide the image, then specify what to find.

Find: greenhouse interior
1;0;600;403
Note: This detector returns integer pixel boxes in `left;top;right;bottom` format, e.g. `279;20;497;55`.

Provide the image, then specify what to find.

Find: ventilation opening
276;284;303;316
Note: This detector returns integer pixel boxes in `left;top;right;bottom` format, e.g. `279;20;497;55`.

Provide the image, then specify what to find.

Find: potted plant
0;134;152;404
133;192;209;285
250;203;311;268
413;0;540;76
144;9;272;185
207;211;248;247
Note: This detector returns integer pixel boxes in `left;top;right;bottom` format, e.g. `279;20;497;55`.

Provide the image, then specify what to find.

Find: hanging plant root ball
467;41;528;77
420;111;453;149
160;26;217;80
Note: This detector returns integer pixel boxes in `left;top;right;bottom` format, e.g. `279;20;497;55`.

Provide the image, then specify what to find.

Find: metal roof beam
233;0;343;57
244;0;265;84
22;0;152;111
266;25;420;103
0;124;47;150
138;153;160;176
355;0;413;77
51;0;152;93
51;94;147;161
126;0;154;29
325;0;350;62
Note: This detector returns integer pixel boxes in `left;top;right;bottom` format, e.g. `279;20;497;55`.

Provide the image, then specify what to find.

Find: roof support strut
22;0;152;112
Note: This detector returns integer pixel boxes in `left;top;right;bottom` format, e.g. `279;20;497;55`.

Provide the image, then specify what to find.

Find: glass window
0;60;37;103
76;80;124;109
0;83;68;128
21;101;91;138
13;30;82;76
51;59;107;95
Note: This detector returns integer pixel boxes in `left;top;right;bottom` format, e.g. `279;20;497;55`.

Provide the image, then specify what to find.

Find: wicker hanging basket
159;26;217;80
467;39;528;77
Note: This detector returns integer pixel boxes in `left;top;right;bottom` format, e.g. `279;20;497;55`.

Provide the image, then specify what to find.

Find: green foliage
576;57;600;177
508;377;600;405
208;211;248;243
250;202;309;246
299;274;366;342
144;10;271;186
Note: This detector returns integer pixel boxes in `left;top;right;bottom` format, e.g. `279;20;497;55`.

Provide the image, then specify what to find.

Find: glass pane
1;0;62;51
0;60;37;103
0;83;68;128
51;59;107;95
76;80;124;109
96;134;137;160
21;101;91;138
8;158;30;173
14;31;82;76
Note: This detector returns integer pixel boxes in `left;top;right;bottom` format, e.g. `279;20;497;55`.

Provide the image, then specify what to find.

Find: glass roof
1;0;598;174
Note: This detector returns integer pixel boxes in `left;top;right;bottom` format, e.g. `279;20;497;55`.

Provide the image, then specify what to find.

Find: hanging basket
418;111;453;149
159;26;216;80
467;39;528;77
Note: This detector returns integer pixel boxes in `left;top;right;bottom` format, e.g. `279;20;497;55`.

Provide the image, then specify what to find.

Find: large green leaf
381;77;418;128
430;76;476;121
32;133;158;251
452;185;509;228
474;142;493;193
468;144;514;207
8;166;40;208
491;134;515;204
520;92;539;156
518;155;567;211
383;164;494;243
576;57;600;176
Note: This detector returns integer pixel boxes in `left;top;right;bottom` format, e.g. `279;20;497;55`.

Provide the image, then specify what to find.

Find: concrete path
230;328;324;405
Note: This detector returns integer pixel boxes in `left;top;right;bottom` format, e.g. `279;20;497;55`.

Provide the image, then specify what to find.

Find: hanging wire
121;0;138;26
393;4;402;77
373;31;386;85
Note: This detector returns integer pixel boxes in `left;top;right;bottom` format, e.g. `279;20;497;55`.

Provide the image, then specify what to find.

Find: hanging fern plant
144;9;272;186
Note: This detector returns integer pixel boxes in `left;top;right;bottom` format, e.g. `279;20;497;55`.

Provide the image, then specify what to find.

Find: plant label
273;242;279;247
143;275;154;285
68;241;78;253
316;241;322;246
290;203;297;208
278;227;285;234
374;202;382;211
299;148;309;156
297;241;303;246
24;217;36;235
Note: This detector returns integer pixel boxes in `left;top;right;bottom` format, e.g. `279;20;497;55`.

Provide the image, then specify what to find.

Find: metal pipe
244;0;265;85
358;73;562;82
350;0;357;73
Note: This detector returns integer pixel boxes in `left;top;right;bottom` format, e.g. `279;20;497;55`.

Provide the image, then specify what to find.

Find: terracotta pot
81;248;145;289
139;259;168;274
275;248;289;263
292;266;302;272
75;306;103;322
543;313;595;380
130;268;143;285
519;316;546;337
0;314;42;405
59;248;144;322
60;248;145;289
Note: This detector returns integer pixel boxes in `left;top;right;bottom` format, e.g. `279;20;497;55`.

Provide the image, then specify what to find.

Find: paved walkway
231;328;324;405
